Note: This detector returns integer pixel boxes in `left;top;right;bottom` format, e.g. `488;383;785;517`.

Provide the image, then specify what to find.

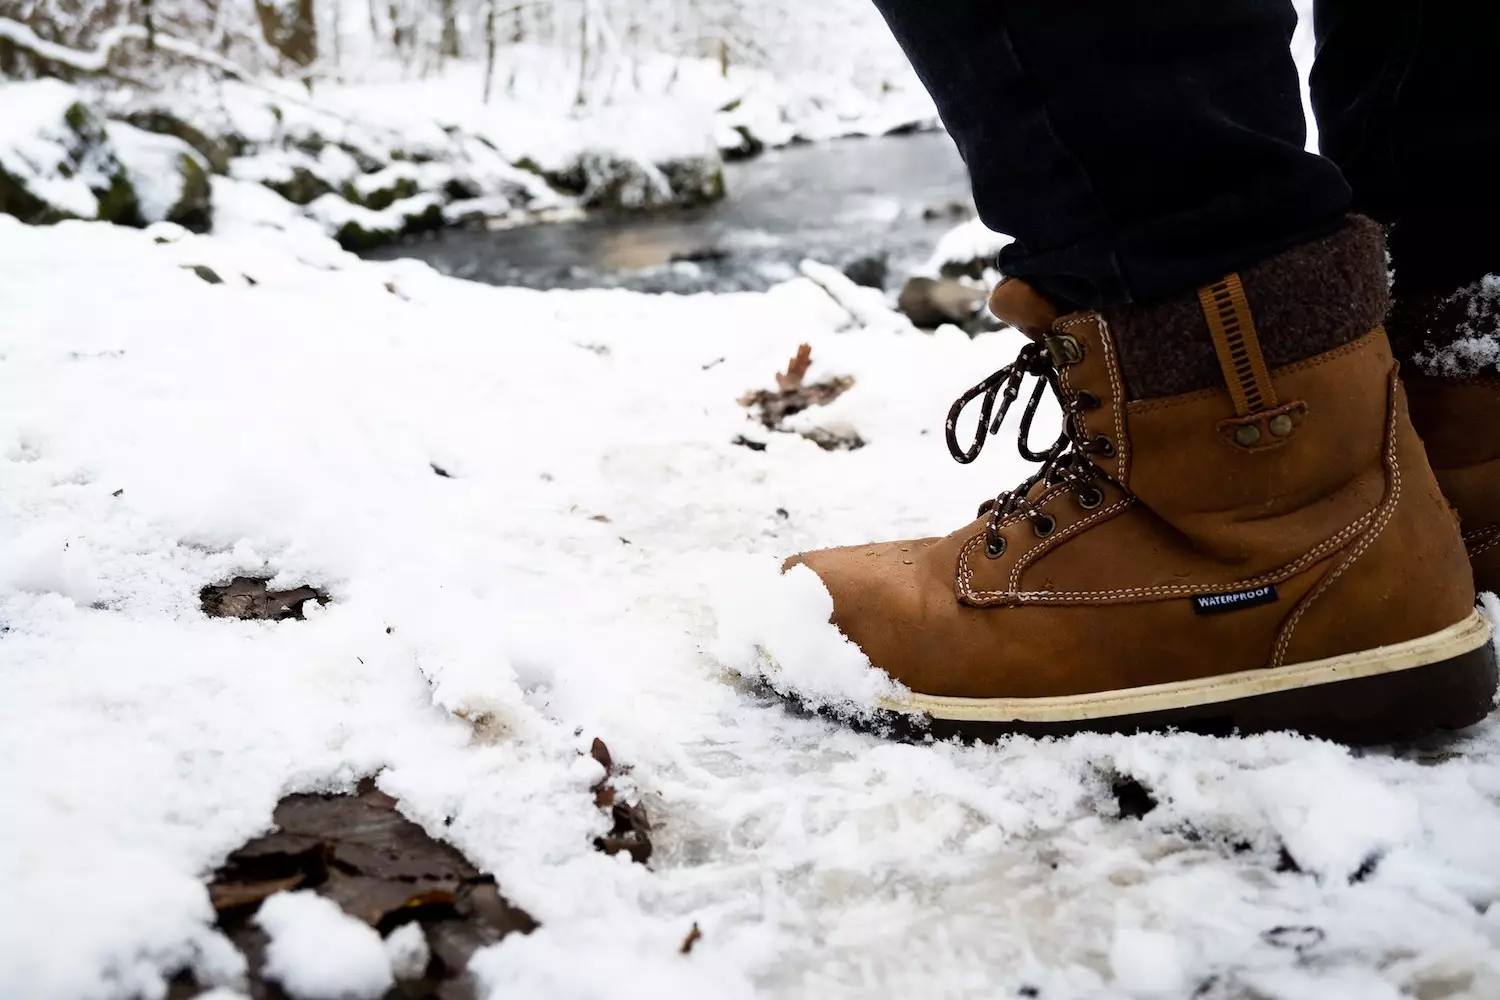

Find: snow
383;922;430;981
255;892;394;1000
209;176;338;254
1411;275;1500;375
316;44;934;168
798;258;914;333
2;217;1500;1000
707;559;907;718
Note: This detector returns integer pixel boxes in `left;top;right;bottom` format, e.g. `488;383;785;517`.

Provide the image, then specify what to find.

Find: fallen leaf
775;343;813;391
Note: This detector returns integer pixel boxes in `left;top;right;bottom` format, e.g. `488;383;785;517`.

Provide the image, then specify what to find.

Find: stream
362;130;975;294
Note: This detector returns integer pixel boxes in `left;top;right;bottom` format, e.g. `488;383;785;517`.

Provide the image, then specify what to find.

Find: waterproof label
1193;585;1278;615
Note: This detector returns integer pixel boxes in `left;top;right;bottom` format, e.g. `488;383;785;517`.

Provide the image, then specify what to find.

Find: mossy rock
121;111;234;174
95;170;144;226
264;167;333;206
332;220;399;252
0;165;71;224
168;153;213;232
721;125;764;162
360;176;419;212
660;158;727;207
339;143;386;174
400;199;445;235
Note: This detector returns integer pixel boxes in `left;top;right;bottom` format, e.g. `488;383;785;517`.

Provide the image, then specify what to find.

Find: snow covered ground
3;218;1500;1000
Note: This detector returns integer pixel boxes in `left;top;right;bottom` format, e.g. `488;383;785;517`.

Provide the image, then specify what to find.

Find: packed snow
255;892;394;1000
2;217;1500;1000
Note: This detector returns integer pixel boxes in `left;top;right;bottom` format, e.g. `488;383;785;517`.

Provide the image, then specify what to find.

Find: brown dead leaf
775;343;813;391
590;737;614;773
587;737;653;865
680;922;703;954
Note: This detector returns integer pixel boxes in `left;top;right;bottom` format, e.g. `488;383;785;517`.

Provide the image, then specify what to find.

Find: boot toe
784;537;950;692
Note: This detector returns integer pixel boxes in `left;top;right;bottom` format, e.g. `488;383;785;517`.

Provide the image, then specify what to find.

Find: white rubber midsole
878;610;1493;723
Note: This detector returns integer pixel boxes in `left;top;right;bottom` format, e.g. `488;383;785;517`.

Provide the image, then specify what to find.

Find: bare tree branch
0;15;251;78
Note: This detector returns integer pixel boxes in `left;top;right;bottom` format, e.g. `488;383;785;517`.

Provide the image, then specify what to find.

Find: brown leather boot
1390;279;1500;592
787;253;1496;744
1404;376;1500;593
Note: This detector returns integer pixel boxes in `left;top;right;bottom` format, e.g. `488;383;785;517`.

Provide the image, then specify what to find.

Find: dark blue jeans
872;0;1498;309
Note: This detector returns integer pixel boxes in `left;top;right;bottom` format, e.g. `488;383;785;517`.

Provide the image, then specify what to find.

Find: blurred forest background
0;0;904;103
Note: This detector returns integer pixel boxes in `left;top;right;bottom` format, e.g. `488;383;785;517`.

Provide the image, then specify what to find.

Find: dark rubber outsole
808;642;1500;747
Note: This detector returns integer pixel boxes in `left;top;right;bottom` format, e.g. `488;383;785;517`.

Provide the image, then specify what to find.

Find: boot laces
944;339;1109;556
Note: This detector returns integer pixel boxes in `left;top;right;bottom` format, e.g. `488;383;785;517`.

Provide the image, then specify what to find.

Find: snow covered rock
118;108;236;174
543;147;725;212
923;217;1014;281
305;191;444;250
107;123;213;231
229;150;335;206
0;80;140;226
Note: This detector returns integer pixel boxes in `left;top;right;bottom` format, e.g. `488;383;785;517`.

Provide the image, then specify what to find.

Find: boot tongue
988;278;1061;339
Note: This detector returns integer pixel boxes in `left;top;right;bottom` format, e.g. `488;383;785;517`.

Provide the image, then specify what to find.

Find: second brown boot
1392;278;1500;593
784;227;1497;745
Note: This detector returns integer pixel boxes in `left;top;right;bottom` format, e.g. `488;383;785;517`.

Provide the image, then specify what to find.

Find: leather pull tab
988;278;1060;340
1198;274;1278;416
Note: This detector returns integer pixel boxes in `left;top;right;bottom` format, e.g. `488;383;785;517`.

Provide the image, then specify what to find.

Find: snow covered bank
3;56;937;253
3;218;1500;999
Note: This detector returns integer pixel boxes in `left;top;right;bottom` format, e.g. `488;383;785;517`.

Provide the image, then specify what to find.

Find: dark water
363;130;974;293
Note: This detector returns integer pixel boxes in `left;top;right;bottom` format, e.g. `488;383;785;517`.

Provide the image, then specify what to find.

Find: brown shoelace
945;339;1109;557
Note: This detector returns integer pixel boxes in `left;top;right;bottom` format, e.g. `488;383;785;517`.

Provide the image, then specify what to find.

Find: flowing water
363;130;975;293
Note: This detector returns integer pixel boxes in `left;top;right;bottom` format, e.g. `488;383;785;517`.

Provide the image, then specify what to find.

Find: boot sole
877;610;1497;745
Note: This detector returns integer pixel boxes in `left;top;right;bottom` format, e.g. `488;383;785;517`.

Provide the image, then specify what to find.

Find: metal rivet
1095;435;1116;458
985;536;1006;559
1077;488;1103;510
1032;514;1057;538
1269;414;1294;437
1235;424;1262;446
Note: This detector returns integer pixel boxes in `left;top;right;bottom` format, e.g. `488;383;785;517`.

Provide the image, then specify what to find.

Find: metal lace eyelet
1045;334;1082;367
985;535;1007;558
1094;434;1116;457
1074;389;1100;410
1077;487;1103;510
1032;514;1057;538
